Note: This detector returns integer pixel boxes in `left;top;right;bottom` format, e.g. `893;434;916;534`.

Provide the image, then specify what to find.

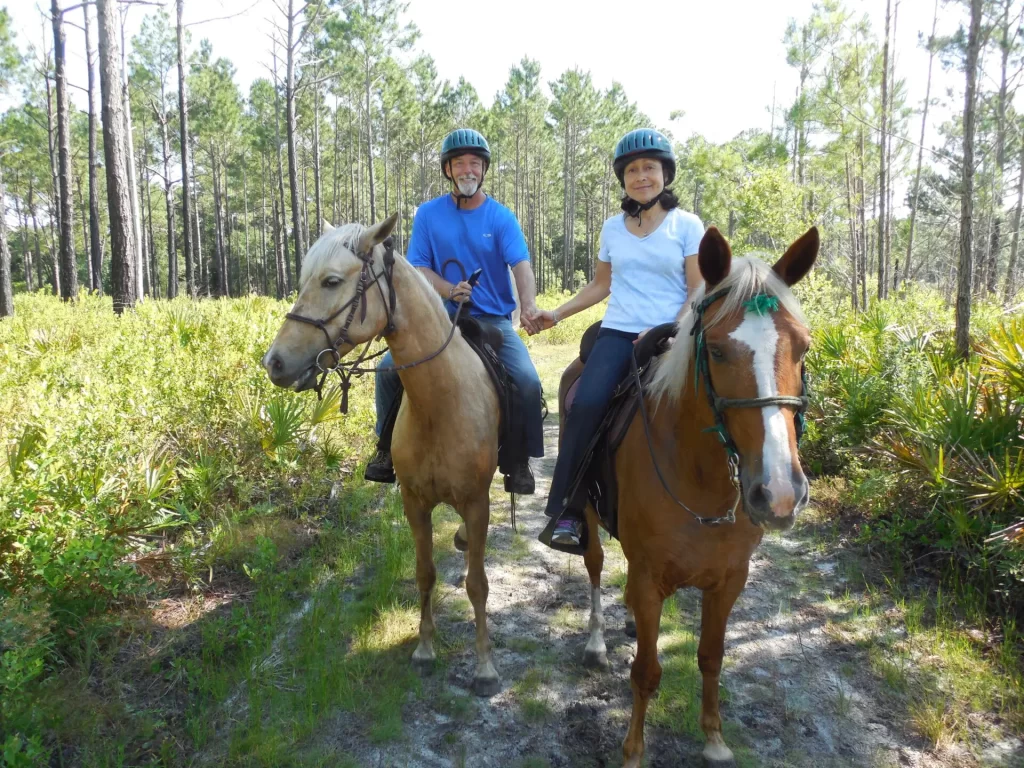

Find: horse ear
357;212;399;253
772;226;820;286
698;227;732;288
322;219;335;233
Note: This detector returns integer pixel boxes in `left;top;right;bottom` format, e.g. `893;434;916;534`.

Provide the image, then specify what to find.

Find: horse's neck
385;259;466;398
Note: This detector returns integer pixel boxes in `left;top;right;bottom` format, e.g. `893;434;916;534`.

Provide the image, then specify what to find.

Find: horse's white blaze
729;311;795;514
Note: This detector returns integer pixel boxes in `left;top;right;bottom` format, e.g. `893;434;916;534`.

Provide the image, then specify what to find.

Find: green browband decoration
743;294;779;315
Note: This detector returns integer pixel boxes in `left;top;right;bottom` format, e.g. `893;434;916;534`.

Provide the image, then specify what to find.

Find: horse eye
322;276;343;289
708;345;724;360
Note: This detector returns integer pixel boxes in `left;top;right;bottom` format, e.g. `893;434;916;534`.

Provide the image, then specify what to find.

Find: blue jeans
374;314;544;459
544;328;639;520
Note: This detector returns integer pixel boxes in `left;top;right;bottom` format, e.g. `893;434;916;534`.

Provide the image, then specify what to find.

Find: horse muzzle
263;349;318;391
742;469;809;530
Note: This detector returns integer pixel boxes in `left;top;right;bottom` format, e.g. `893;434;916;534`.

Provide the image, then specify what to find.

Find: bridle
283;234;477;413
633;288;809;527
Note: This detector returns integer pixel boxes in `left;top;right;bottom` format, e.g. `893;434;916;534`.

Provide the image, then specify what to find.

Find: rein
283;236;479;413
634;288;809;527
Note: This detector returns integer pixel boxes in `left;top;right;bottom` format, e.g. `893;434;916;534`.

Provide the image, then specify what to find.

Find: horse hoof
624;620;637;638
583;648;609;670
412;656;435;676
471;675;501;697
702;744;736;768
453;530;469;552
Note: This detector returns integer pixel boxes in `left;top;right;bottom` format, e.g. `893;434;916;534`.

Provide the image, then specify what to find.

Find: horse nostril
747;483;772;511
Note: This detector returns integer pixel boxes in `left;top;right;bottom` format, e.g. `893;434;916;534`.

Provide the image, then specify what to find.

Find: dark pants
545;328;639;520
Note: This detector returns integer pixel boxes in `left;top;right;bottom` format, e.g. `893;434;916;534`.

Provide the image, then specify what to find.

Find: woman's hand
524;308;558;334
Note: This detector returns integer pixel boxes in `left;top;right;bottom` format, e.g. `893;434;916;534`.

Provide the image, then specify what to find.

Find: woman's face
624;157;664;204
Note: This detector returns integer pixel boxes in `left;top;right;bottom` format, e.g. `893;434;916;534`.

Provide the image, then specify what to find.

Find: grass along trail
194;341;1022;768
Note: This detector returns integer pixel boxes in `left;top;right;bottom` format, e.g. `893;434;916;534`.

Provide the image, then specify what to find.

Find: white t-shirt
598;208;705;333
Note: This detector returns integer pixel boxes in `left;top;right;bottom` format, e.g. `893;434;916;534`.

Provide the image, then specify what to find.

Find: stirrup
539;513;588;556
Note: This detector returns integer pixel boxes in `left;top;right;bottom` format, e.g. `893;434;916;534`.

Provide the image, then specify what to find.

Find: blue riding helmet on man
365;128;545;493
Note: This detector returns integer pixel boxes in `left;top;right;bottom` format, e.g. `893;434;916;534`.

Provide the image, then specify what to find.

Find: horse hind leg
582;505;609;670
697;571;748;768
403;489;437;674
624;578;637;638
461;498;500;697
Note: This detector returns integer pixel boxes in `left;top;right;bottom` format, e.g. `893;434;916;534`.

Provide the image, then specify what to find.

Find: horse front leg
461;497;500;697
622;568;664;768
402;488;437;673
698;569;749;767
582;505;608;669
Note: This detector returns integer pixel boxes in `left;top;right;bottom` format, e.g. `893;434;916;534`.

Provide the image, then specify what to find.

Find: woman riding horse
529;128;705;553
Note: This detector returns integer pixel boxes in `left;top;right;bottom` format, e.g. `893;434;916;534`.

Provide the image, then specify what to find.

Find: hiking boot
364;448;396;483
504;462;535;494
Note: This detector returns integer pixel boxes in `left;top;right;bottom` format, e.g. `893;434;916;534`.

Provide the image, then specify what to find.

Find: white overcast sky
6;0;969;158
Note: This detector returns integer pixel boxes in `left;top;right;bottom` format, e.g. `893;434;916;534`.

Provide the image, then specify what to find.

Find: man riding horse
364;128;544;494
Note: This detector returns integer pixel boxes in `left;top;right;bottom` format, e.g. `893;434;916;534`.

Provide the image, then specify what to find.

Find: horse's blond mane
298;222;447;316
648;257;806;404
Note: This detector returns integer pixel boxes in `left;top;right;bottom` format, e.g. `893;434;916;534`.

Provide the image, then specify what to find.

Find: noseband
634;288;809;527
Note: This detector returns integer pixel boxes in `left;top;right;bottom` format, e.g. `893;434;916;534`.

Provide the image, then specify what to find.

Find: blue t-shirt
406;195;529;318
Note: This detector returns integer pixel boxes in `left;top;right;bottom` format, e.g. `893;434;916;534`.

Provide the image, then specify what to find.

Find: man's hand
520;303;541;334
448;280;473;303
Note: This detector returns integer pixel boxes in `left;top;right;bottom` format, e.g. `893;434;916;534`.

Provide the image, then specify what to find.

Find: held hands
521;306;558;336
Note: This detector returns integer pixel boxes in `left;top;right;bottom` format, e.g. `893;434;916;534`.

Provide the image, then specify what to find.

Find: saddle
558;321;677;540
377;314;526;479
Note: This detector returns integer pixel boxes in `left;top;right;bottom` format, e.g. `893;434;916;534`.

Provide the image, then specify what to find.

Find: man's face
449;153;485;196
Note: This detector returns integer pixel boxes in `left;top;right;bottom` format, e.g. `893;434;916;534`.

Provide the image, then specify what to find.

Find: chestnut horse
559;226;818;766
263;214;504;696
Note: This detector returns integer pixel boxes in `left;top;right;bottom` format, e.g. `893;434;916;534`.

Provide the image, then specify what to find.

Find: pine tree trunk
43;67;60;297
211;149;226;297
0;166;13;317
286;0;303;279
84;1;103;294
365;60;376;221
176;0;195;298
51;0;77;301
273;49;291;293
876;0;891;301
845;152;859;311
1004;138;1024;303
243;157;251;293
956;0;983;359
261;150;269;295
905;0;938;288
120;9;144;302
313;80;322;239
988;0;1012;296
97;0;137;314
160;109;178;298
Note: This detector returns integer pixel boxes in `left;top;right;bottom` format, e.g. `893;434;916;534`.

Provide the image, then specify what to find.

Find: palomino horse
560;226;818;767
263;214;503;696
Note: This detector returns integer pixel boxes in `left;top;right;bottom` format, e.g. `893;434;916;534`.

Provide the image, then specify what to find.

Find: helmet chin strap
626;194;662;221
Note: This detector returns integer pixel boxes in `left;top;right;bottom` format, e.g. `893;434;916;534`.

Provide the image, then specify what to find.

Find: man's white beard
456;176;479;197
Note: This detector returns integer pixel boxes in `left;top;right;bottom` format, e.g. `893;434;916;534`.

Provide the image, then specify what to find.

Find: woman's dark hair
621;187;680;218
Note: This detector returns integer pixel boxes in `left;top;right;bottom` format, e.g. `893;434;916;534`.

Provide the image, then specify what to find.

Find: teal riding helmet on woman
527;128;707;553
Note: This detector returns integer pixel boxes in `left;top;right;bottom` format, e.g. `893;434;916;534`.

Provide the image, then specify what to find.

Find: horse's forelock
649;256;806;404
298;223;368;288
